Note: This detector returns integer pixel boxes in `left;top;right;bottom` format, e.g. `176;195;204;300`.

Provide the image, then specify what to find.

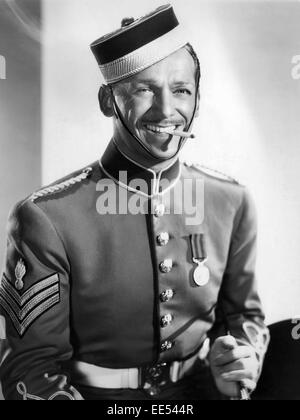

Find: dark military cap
90;4;188;84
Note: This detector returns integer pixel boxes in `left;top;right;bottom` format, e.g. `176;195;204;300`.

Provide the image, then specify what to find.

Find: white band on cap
99;25;188;84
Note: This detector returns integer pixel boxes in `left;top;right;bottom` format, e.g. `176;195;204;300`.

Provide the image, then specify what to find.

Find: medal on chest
190;234;210;287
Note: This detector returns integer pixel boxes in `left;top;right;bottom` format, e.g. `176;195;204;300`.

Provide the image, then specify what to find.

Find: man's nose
152;90;175;119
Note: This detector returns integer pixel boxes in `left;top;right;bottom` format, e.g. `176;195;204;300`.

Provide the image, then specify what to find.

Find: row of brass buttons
159;260;174;348
154;203;175;352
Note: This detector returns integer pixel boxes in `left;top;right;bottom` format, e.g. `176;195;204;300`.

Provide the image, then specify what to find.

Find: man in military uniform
0;5;269;400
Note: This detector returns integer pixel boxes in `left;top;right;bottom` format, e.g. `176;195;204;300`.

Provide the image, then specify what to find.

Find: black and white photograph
0;0;299;402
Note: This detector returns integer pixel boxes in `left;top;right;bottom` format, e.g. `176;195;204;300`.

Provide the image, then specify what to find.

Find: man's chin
141;139;181;160
146;146;179;160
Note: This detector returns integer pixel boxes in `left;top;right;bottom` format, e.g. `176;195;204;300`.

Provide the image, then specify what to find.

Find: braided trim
17;381;75;400
184;162;239;185
30;167;93;202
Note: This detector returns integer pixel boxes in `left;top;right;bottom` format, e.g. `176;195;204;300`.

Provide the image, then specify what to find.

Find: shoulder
8;161;99;234
181;161;254;216
29;163;98;203
181;161;245;200
182;161;241;186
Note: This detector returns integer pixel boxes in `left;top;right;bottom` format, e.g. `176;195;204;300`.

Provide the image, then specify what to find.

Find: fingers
213;346;254;367
221;370;257;388
214;349;258;383
218;358;254;374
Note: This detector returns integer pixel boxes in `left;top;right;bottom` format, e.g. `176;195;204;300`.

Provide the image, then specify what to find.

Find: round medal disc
193;264;210;287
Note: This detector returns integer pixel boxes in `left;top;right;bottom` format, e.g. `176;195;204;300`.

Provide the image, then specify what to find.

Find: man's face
112;48;198;160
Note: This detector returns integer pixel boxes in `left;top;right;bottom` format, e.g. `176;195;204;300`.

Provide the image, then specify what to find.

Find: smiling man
0;4;269;400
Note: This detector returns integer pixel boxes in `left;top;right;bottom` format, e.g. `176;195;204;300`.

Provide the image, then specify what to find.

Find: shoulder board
184;162;239;185
29;167;93;203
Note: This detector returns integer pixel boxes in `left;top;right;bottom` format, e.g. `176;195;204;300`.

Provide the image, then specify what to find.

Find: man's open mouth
143;124;179;134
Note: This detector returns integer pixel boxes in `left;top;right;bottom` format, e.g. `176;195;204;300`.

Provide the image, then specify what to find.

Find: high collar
99;141;181;198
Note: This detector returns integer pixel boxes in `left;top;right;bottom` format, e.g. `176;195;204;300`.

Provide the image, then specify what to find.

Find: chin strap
108;48;201;162
109;86;165;161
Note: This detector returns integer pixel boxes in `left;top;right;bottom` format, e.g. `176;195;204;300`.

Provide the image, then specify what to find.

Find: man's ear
98;85;115;117
194;91;200;118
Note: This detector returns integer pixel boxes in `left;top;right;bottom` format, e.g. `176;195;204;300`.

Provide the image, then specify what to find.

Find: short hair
184;43;201;81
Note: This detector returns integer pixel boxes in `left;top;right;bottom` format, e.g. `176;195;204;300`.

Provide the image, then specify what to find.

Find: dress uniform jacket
0;141;268;400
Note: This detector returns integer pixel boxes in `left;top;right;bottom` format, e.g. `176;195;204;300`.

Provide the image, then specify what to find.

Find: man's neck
111;138;178;173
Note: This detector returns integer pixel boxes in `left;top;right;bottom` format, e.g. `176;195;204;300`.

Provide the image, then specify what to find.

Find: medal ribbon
190;234;207;263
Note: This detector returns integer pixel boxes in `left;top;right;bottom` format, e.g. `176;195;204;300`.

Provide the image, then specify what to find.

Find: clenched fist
209;335;259;398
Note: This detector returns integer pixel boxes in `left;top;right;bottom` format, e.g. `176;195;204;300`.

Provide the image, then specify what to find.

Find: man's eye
136;88;152;94
174;89;191;95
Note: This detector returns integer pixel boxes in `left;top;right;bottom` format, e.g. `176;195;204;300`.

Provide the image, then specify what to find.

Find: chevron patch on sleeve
0;273;60;337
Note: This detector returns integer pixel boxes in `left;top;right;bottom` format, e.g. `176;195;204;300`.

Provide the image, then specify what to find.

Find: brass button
160;289;175;303
161;314;173;328
159;259;173;273
148;365;165;378
154;203;165;218
157;232;169;246
160;340;175;352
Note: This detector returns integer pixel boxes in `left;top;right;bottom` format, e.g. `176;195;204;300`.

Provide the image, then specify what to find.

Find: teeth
145;124;177;133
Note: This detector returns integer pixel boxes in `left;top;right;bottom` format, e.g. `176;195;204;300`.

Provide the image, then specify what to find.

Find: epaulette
184;162;239;185
29;167;93;203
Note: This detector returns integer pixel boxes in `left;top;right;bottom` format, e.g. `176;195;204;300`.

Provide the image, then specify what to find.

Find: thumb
220;335;238;351
212;335;238;356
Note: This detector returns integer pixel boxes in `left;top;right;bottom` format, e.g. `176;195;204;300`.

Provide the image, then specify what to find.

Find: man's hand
209;335;259;398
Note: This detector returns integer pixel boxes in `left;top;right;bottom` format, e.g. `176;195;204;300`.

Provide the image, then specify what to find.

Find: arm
209;188;269;397
0;199;82;400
